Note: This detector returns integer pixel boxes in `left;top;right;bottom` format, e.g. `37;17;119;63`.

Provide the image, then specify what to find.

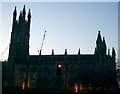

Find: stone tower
8;5;31;61
95;31;107;63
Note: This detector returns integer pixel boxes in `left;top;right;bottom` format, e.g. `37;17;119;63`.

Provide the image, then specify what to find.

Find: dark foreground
2;87;120;94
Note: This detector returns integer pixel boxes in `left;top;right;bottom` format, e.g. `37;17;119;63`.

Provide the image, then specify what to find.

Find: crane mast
0;46;8;61
39;30;46;55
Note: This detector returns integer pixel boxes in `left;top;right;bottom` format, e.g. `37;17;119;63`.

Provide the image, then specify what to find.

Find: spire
27;9;31;36
39;50;41;55
23;5;26;19
96;31;102;44
112;47;116;62
96;31;103;54
95;31;104;61
19;11;23;22
108;49;110;56
28;9;31;19
65;49;67;55
103;37;106;48
112;47;115;53
13;6;17;15
78;48;80;55
13;6;17;20
52;49;54;55
94;47;97;54
102;37;107;55
19;11;22;17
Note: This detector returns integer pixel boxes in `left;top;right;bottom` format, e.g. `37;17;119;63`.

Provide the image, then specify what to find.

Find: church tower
8;5;31;61
95;31;107;62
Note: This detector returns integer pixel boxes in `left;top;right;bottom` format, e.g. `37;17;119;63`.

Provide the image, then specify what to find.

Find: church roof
29;54;95;64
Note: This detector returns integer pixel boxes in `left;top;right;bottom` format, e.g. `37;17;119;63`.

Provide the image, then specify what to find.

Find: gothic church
2;6;118;93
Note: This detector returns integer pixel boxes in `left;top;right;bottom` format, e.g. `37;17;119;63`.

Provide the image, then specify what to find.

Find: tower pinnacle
13;6;17;20
28;9;31;19
96;31;102;44
23;5;26;19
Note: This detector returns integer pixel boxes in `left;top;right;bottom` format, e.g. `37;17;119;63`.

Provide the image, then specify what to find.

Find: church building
2;6;118;93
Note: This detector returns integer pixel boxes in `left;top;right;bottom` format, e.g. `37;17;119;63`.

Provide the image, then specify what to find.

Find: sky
0;0;119;94
0;2;118;61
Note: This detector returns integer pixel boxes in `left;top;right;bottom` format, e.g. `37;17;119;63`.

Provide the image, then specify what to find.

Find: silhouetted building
2;6;118;93
117;69;120;88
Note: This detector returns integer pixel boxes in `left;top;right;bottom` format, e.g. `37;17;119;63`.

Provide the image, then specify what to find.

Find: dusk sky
0;0;120;93
0;2;118;61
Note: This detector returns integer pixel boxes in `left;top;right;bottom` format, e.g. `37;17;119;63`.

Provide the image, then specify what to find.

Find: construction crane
38;30;46;55
0;46;8;61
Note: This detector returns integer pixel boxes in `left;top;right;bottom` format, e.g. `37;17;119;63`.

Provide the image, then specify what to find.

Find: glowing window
57;64;62;68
